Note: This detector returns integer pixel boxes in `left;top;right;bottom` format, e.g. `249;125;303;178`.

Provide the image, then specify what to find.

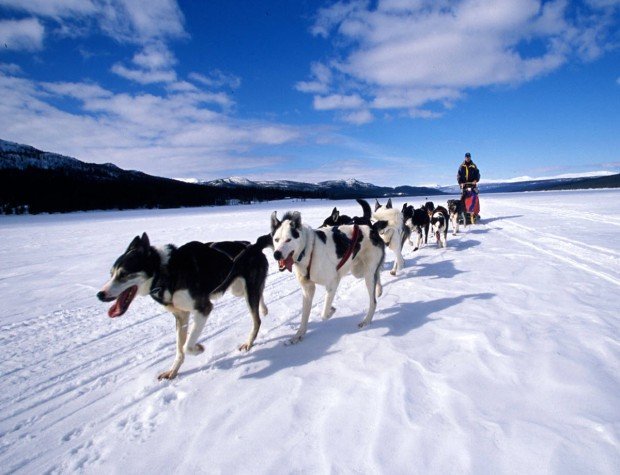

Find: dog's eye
285;238;291;243
274;238;280;243
117;270;127;279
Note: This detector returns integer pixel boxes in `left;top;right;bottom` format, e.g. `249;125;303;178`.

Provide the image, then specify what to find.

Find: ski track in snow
0;190;619;474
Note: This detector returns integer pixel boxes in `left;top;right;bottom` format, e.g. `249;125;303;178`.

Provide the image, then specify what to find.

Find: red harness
336;224;361;271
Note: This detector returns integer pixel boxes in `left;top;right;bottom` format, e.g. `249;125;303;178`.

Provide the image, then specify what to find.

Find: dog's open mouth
108;285;138;318
278;251;294;272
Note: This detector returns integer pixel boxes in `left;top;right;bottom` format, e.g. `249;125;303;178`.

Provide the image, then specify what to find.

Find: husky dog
372;198;410;275
321;199;372;227
271;211;385;343
447;199;466;235
97;233;269;380
429;206;449;248
402;203;430;251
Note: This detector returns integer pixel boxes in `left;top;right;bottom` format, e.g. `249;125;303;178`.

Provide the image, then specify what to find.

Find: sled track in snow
488;219;620;287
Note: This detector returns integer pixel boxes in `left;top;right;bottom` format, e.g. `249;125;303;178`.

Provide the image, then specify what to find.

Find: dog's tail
210;234;272;298
357;198;371;221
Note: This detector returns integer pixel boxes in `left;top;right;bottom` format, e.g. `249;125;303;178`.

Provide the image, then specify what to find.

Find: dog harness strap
149;270;165;304
299;233;315;279
306;252;313;280
336;224;361;271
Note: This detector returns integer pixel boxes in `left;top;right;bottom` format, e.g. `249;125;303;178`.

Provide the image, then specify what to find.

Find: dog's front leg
414;227;423;251
290;281;315;344
321;281;339;321
158;311;189;380
184;306;211;355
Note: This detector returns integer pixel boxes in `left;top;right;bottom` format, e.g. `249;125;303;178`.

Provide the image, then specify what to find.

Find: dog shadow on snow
372;292;494;338
480;215;523;224
199;292;494;380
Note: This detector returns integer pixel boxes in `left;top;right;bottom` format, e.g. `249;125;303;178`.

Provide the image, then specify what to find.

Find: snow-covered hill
0;138;125;176
0;190;618;473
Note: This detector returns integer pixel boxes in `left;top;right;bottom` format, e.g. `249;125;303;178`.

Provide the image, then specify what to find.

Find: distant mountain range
438;173;620;194
1;138;618;214
0;139;441;214
200;176;442;200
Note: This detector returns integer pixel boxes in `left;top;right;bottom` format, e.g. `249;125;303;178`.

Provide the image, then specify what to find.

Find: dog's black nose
273;250;282;260
96;291;107;302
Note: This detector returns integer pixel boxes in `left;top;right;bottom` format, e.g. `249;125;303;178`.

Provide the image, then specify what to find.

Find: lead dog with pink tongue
271;211;385;343
97;232;270;380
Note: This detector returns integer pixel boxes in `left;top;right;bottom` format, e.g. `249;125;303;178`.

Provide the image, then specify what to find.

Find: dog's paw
390;269;397;276
358;320;370;329
157;370;177;380
322;306;336;320
238;342;253;351
413;247;419;252
286;335;304;345
186;343;204;355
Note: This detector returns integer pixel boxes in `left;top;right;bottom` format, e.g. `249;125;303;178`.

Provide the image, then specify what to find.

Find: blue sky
0;0;618;186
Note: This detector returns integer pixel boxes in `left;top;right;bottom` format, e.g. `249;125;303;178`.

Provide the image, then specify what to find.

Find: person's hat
465;152;471;158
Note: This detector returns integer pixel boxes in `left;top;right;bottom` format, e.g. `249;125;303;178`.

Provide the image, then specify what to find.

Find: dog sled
459;183;480;224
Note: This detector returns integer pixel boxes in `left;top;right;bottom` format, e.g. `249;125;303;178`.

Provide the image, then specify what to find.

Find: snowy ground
1;190;619;474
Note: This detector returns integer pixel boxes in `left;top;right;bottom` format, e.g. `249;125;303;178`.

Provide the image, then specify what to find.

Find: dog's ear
402;203;408;212
331;207;339;220
290;211;302;229
141;232;150;248
270;211;281;234
374;199;381;211
128;235;142;251
386;198;393;209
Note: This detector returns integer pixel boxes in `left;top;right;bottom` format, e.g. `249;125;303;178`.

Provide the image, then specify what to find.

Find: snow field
0;190;619;474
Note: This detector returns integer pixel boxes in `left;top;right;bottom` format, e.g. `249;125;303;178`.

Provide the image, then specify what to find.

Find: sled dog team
97;198;467;380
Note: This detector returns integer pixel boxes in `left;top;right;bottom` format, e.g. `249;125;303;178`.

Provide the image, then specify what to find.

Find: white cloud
0;0;185;44
300;0;620;122
188;70;242;90
0;71;302;179
408;108;443;119
0;18;45;51
111;42;181;85
295;62;333;93
341;109;374;124
314;94;365;110
0;62;23;74
111;63;177;84
0;0;97;18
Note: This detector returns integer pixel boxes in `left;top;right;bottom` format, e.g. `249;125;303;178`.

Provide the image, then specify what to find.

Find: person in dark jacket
458;152;481;220
457;152;480;189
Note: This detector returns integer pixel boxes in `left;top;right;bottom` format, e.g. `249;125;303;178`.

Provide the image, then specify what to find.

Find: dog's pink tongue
107;286;137;318
108;300;123;318
279;255;294;272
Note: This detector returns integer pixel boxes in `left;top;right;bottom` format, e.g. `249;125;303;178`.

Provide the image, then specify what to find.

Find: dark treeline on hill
0;139;443;214
544;173;620;191
0;167;329;215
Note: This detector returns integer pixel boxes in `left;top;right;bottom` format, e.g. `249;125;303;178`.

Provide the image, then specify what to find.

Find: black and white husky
402;203;430;251
97;233;270;380
429;206;449;248
372;198;410;275
271;211;385;343
321;198;372;227
447;199;466;235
